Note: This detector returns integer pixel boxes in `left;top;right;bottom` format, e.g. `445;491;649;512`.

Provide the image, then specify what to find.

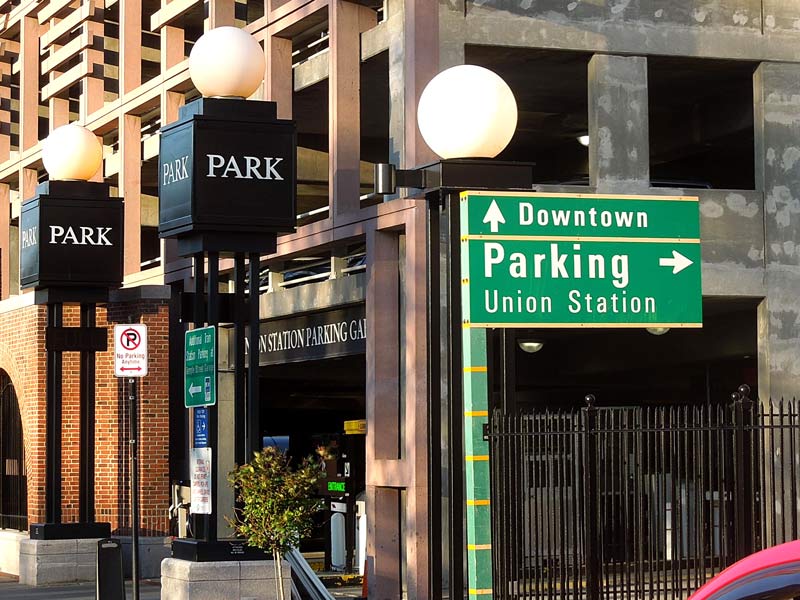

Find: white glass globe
42;124;103;181
417;65;518;160
189;26;266;98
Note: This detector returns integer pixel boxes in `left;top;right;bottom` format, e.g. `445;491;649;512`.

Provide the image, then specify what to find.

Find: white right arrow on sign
482;200;506;233
659;250;693;274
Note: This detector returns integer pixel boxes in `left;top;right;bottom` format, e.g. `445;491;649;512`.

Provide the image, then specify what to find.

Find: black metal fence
488;386;800;600
0;370;27;531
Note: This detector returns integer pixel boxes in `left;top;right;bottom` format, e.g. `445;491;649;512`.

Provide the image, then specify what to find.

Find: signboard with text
193;407;209;448
159;98;297;240
114;324;148;377
460;191;702;328
190;447;212;514
244;304;366;366
184;325;216;407
20;183;123;291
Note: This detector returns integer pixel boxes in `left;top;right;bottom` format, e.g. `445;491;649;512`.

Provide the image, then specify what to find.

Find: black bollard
96;538;126;600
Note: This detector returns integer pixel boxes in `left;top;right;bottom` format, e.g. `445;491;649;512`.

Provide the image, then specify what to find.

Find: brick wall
0;302;47;525
0;295;171;536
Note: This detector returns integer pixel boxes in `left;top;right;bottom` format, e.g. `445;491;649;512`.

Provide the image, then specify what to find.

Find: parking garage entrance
485;300;800;599
253;304;367;574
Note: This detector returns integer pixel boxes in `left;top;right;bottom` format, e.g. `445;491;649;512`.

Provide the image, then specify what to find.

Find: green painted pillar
460;193;494;598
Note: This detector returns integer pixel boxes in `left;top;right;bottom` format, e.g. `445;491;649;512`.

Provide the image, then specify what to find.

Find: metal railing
0;371;26;531
488;385;800;600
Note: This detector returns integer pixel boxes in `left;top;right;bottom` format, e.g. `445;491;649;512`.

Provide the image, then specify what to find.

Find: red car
688;541;800;600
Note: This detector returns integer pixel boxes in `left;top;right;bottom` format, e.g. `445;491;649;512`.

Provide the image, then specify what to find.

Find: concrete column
366;228;400;463
21;168;37;202
386;0;438;169
266;35;292;119
120;114;142;276
80;21;105;122
205;0;234;30
328;1;376;219
588;54;650;193
20;17;39;151
0;58;10;162
366;227;401;599
160;0;184;76
0;183;9;300
119;0;142;95
402;207;429;600
48;96;69;132
754;63;800;401
367;487;401;599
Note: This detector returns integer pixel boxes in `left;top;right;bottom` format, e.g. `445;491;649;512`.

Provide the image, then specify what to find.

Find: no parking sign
114;324;148;377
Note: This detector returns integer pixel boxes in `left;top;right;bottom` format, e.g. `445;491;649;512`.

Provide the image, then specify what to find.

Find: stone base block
0;529;28;576
161;557;291;600
119;536;171;579
18;538;103;586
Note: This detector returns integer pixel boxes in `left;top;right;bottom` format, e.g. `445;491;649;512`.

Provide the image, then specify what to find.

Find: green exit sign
327;481;346;493
460;191;703;328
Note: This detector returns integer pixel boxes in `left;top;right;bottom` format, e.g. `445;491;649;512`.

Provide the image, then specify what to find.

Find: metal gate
0;370;27;531
488;386;800;600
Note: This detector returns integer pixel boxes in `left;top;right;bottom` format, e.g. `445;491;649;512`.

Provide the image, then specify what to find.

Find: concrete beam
465;2;800;62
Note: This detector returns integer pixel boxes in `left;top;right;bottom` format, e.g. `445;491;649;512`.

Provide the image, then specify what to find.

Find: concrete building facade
0;0;798;598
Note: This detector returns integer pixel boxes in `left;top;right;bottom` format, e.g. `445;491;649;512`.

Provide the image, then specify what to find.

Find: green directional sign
460;191;703;328
184;325;216;407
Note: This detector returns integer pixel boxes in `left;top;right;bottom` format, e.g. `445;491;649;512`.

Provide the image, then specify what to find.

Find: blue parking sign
194;407;209;448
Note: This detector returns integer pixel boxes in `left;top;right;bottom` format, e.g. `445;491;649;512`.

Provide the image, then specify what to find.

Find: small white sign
114;324;148;378
190;447;212;515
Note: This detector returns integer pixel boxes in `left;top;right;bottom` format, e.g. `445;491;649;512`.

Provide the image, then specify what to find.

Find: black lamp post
373;64;530;600
158;26;297;560
20;123;123;540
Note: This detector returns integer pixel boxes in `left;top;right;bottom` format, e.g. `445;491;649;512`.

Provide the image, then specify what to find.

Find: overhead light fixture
577;134;590;147
518;340;544;353
646;327;670;336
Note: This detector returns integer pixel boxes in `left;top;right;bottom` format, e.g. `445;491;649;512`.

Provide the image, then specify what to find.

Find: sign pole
128;377;140;600
207;251;219;543
113;323;147;599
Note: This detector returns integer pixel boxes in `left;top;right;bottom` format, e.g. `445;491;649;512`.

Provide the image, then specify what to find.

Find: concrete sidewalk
0;574;161;599
0;573;363;599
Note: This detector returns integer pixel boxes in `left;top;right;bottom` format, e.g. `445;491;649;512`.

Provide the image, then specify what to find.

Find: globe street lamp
158;26;297;560
374;64;532;599
20;123;123;543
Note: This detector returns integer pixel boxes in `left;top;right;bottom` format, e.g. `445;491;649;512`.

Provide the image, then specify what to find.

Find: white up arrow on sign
482;200;506;233
659;250;693;274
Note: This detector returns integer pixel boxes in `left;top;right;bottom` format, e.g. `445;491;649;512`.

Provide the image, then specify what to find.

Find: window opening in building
649;56;756;191
0;370;26;532
495;297;758;410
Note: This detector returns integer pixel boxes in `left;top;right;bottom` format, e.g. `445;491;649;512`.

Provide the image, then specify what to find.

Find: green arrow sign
185;325;216;407
465;192;700;239
460;191;702;328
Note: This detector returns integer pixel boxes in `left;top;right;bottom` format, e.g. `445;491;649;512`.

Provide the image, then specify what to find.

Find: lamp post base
29;522;111;540
171;538;269;562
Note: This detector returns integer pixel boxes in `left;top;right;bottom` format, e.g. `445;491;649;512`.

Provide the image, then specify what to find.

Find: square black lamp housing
158;97;297;256
19;181;124;294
